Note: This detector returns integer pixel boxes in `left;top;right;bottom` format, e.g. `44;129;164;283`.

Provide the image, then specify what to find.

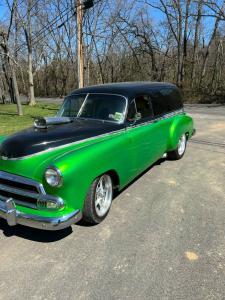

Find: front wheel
83;174;113;224
167;134;187;160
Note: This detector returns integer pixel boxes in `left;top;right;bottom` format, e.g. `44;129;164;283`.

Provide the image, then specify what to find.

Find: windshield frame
58;92;129;124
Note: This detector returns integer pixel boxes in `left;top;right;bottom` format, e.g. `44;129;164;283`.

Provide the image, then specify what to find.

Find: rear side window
160;88;183;112
150;88;183;117
149;90;167;116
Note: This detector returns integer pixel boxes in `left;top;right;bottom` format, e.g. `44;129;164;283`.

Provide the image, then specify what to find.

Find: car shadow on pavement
0;157;167;241
0;219;73;242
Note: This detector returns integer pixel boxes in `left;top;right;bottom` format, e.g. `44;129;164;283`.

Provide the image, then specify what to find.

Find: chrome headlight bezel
45;167;63;187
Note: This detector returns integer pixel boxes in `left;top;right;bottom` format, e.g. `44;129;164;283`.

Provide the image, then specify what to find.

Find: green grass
0;103;60;135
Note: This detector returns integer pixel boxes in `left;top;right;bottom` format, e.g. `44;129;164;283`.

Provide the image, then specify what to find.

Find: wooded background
0;0;225;115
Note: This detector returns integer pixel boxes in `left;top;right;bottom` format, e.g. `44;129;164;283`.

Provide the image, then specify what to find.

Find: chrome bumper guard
0;196;82;230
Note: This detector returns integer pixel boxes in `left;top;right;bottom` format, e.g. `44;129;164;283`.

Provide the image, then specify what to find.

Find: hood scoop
34;117;72;129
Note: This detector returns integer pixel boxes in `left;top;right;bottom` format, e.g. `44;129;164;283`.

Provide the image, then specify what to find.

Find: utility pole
76;0;93;88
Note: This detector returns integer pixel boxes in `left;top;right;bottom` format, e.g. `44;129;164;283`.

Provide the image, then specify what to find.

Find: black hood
0;119;124;159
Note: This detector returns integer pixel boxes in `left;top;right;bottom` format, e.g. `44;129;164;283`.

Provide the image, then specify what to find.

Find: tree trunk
176;0;183;87
191;0;203;88
25;0;36;106
182;0;191;83
10;58;23;115
199;14;221;88
28;50;35;105
0;31;23;115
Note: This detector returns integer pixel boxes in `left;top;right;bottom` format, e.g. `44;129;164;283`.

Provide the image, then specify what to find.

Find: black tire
83;174;113;224
167;134;187;160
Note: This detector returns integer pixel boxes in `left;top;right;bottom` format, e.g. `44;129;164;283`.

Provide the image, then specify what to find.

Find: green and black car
0;82;195;230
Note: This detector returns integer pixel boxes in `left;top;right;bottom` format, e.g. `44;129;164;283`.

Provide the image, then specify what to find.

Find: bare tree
0;0;22;115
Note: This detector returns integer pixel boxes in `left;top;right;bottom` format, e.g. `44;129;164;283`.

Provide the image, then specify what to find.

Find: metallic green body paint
0;112;194;219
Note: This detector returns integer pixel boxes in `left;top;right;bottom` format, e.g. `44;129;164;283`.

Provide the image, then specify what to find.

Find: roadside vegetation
0;103;59;136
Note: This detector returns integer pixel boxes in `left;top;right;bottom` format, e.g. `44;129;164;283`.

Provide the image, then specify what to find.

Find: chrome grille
0;171;64;210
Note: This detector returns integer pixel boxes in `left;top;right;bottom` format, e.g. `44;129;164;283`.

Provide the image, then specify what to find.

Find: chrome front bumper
0;196;82;230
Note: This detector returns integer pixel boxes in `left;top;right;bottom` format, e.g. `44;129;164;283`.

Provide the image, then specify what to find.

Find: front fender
46;131;131;211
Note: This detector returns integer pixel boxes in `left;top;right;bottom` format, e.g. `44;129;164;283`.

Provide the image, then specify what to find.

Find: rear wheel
83;174;113;224
167;134;187;160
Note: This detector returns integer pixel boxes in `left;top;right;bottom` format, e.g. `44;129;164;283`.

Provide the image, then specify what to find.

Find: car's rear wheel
83;174;113;224
168;134;187;160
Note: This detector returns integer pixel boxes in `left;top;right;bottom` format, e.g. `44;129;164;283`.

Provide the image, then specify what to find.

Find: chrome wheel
95;175;113;217
178;134;186;156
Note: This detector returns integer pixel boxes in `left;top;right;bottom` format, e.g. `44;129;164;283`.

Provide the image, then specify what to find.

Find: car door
126;95;166;176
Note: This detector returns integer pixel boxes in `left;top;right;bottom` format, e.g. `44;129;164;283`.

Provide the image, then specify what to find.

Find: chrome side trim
1;108;183;161
127;109;184;130
0;196;82;231
2;128;126;161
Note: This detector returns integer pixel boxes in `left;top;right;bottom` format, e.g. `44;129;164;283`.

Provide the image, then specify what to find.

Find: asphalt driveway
0;105;225;300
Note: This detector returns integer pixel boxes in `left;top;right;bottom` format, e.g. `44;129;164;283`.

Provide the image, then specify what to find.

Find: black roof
71;82;177;101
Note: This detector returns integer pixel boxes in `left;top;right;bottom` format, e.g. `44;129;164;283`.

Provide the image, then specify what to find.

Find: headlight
45;167;63;187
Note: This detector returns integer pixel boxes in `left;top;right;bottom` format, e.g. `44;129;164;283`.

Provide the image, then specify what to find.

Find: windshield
58;93;127;123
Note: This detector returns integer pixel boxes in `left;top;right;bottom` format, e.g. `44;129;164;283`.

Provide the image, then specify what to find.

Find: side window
150;88;183;117
150;90;168;116
164;88;183;111
127;101;136;122
135;95;153;120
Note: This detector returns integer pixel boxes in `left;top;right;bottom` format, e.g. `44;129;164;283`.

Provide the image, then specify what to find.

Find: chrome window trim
60;92;129;124
77;93;89;117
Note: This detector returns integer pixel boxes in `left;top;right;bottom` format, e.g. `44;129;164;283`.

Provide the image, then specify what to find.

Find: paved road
0;105;225;300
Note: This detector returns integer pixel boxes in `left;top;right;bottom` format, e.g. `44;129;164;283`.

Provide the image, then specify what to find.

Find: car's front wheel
168;133;187;160
83;174;113;224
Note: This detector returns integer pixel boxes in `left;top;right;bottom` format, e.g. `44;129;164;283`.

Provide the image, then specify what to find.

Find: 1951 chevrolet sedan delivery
0;82;195;230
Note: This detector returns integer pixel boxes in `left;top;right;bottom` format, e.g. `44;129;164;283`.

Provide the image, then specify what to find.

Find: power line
15;4;76;53
15;0;101;54
28;10;76;50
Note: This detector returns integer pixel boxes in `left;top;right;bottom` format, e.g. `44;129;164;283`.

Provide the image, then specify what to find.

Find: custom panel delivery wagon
0;82;195;230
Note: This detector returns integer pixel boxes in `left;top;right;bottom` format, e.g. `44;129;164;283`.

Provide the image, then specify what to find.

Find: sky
0;3;6;19
0;0;223;41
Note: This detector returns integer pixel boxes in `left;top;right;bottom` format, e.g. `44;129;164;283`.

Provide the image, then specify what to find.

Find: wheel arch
105;169;120;190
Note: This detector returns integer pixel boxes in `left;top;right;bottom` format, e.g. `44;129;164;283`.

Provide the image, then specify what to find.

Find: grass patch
0;103;60;135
